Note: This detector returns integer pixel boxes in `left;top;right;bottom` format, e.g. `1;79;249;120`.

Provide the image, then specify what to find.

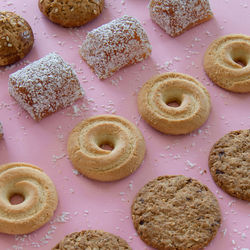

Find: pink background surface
0;0;250;249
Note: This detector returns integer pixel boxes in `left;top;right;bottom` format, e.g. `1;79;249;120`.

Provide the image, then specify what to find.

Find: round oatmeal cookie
209;129;250;201
52;230;131;249
132;175;221;250
0;12;34;66
38;0;105;28
204;34;250;93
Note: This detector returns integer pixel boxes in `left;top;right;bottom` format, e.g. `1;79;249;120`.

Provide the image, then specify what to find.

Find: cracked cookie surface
131;175;221;250
39;0;104;27
209;129;250;201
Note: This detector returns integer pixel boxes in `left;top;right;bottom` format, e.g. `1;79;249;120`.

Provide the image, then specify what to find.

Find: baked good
0;162;58;234
131;175;221;250
149;0;213;37
53;230;131;249
204;34;250;93
209;129;250;201
0;122;3;139
80;15;152;79
38;0;104;28
137;72;211;135
67;114;146;182
8;53;84;121
0;11;34;66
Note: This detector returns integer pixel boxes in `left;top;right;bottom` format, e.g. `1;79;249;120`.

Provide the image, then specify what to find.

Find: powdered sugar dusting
8;53;84;121
149;0;213;37
80;15;152;79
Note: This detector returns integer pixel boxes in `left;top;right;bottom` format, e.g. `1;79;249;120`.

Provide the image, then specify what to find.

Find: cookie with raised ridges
132;175;221;250
209;129;250;201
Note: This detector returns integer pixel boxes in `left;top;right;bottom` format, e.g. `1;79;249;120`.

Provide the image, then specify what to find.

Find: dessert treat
204;34;250;93
149;0;213;37
0;11;34;66
80;15;152;79
137;72;211;135
38;0;104;28
9;53;84;121
0;162;58;234
209;129;250;201
67;114;146;182
0;122;3;139
132;175;221;250
53;230;131;249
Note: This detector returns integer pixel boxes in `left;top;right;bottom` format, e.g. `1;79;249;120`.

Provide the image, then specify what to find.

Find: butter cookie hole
99;142;114;151
233;57;247;67
166;99;181;107
9;193;25;205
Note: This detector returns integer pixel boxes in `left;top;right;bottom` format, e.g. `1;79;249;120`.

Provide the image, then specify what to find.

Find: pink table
0;0;249;249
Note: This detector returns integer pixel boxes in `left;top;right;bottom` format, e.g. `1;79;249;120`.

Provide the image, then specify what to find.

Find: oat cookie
132;175;221;250
53;230;131;249
209;129;250;201
204;34;250;93
0;12;34;66
39;0;104;28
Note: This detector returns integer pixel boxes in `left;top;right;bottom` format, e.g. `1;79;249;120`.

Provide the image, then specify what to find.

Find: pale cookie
0;12;34;66
204;34;250;93
80;15;152;79
53;230;131;249
0;122;3;139
39;0;104;28
0;162;58;234
9;53;84;121
149;0;213;37
67;114;146;182
132;175;221;250
137;72;211;135
209;129;250;201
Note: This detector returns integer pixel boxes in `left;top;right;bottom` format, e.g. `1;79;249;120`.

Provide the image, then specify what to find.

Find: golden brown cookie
149;0;213;37
132;175;221;250
209;129;250;201
0;12;34;66
53;230;131;249
0;122;3;139
204;34;250;93
67;114;146;182
137;72;211;135
0;162;58;234
80;15;152;79
38;0;104;28
9;53;84;121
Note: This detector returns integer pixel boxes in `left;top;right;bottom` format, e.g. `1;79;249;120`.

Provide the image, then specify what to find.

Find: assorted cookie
149;0;213;37
209;129;250;201
38;0;104;28
0;162;58;235
52;230;131;249
80;15;152;79
137;72;211;135
204;34;250;93
131;175;221;250
0;11;34;66
67;114;146;182
8;53;84;121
